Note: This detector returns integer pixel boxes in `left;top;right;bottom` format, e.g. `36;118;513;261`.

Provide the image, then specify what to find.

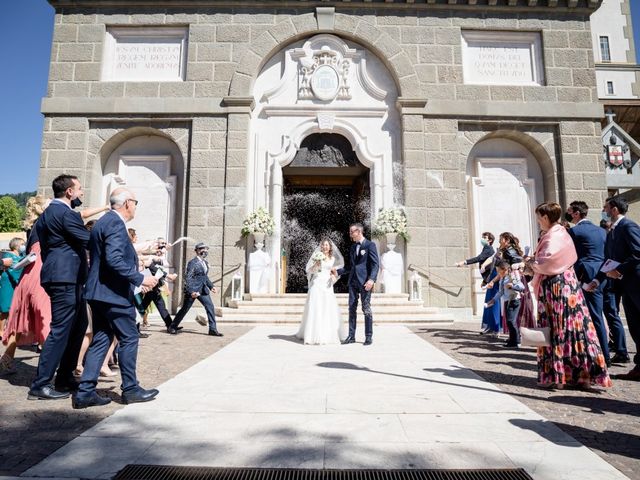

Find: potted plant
372;206;410;248
241;207;275;248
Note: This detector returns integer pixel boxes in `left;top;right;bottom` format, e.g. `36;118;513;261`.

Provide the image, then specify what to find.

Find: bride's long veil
305;240;345;285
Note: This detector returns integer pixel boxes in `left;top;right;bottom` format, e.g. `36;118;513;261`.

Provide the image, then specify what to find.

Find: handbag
520;326;551;347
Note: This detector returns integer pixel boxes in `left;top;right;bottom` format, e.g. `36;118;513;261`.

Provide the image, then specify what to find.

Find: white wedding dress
296;256;345;345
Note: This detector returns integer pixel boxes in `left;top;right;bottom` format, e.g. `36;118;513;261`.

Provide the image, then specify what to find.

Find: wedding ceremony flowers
311;251;326;263
373;206;410;241
241;207;275;237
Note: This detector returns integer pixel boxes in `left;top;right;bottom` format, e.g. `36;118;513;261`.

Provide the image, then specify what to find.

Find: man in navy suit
168;242;222;336
587;196;640;380
335;223;379;345
566;201;611;366
28;175;90;400
72;188;159;409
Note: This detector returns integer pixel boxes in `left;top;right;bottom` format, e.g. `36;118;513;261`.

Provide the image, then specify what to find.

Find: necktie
356;243;361;256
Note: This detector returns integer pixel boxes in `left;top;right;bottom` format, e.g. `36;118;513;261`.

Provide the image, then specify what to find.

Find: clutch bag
520;326;551;347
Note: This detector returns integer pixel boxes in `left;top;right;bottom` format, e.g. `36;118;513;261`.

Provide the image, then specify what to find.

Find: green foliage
1;191;36;207
0;196;23;233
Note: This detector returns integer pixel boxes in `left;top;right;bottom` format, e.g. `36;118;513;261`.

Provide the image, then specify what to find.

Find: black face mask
199;251;209;259
563;212;573;223
70;197;83;209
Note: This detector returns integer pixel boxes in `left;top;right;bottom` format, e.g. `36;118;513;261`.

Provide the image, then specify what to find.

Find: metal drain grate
114;466;534;480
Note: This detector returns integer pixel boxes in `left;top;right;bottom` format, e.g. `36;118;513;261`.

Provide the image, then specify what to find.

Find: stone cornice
48;0;603;14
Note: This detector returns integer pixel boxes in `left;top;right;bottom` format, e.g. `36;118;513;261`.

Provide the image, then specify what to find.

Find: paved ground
412;323;639;480
14;326;627;480
0;322;251;477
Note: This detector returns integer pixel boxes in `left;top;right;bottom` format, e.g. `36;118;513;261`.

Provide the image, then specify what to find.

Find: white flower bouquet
311;251;326;263
241;207;275;237
372;206;410;241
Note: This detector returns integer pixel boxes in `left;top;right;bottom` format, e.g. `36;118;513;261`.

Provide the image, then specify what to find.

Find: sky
1;1;640;195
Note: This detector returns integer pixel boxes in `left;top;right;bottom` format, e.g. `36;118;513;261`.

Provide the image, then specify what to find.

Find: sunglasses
126;199;139;206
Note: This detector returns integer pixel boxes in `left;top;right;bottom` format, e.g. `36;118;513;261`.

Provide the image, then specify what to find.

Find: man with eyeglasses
72;188;160;408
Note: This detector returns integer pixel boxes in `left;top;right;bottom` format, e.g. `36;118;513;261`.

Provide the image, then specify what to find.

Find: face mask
199;250;208;259
480;238;489;247
70;197;83;209
564;212;573;223
18;245;26;254
601;211;612;223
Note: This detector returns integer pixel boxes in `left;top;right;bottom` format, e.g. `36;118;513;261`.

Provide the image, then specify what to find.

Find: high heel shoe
99;367;117;377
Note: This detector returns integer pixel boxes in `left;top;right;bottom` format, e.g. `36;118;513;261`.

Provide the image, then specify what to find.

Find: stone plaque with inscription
461;31;544;86
102;27;188;82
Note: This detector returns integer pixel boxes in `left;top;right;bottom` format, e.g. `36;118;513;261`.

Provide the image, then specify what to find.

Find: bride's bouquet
311;251;326;263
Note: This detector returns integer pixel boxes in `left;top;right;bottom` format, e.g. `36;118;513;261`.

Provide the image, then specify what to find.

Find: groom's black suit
337;238;379;339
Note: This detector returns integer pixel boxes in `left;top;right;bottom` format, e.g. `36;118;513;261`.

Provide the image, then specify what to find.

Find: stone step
227;298;431;308
223;304;442;314
215;307;454;323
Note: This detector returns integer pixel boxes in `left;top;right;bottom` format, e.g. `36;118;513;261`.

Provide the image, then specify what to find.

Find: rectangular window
607;81;615;95
101;27;188;82
600;36;611;62
461;31;545;86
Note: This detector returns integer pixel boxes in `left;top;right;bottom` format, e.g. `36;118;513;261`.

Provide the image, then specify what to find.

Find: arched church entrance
281;133;370;293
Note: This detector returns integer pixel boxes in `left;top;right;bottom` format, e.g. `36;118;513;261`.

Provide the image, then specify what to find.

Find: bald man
73;188;159;408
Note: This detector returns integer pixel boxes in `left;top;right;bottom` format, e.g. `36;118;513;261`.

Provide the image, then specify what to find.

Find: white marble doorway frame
248;34;400;293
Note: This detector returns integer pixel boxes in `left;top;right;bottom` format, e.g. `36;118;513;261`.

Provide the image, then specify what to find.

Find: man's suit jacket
338;238;379;286
603;217;640;287
84;210;144;307
569;220;606;283
465;244;495;282
36;200;90;286
184;257;214;295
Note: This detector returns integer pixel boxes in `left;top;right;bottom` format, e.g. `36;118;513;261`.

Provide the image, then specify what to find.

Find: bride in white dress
296;238;346;345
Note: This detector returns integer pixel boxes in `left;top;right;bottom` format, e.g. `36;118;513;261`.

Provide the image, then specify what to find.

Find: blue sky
1;1;640;194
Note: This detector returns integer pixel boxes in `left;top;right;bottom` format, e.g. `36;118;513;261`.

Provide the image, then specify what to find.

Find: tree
0;196;23;232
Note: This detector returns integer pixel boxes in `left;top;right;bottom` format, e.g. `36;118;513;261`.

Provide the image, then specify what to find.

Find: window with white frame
600;36;611;62
101;27;188;82
606;81;615;95
461;31;545;86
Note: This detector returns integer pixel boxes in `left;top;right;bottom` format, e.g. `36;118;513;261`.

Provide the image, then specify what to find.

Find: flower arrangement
241;207;275;237
311;251;326;263
372;206;410;241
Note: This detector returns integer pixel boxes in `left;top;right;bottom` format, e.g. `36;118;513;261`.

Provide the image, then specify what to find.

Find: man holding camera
168;242;222;337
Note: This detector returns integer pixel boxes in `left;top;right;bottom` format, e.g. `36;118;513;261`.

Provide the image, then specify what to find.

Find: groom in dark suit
335;223;379;345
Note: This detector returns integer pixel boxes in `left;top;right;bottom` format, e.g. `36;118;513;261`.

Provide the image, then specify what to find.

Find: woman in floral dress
528;202;612;389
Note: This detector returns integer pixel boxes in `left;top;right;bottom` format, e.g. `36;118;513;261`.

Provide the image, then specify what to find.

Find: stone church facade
41;0;606;318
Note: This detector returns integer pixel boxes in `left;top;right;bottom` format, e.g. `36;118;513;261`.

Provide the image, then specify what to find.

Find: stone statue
248;242;271;294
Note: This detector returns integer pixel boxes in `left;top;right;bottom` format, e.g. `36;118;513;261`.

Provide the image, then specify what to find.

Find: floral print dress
536;267;612;388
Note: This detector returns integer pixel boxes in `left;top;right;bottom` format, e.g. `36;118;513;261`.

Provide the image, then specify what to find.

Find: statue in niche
291;133;357;168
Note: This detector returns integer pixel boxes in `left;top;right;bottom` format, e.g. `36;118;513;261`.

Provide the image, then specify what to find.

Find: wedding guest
28;175;91;400
456;232;497;334
0;237;26;336
598;219;629;362
528;201;611;390
485;259;524;348
168;243;222;337
482;232;524;336
73;188;159;408
586;197;640;380
566;201;611;366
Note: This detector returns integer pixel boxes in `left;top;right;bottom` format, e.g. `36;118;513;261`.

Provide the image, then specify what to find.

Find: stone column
221;97;255;301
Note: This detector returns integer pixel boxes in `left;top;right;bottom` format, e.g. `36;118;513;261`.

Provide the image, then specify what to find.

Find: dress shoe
55;377;80;392
614;367;640;381
28;385;70;400
208;329;223;337
167;326;183;334
363;337;372;346
138;332;150;338
342;336;355;344
610;353;631;364
122;387;159;404
72;392;111;409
